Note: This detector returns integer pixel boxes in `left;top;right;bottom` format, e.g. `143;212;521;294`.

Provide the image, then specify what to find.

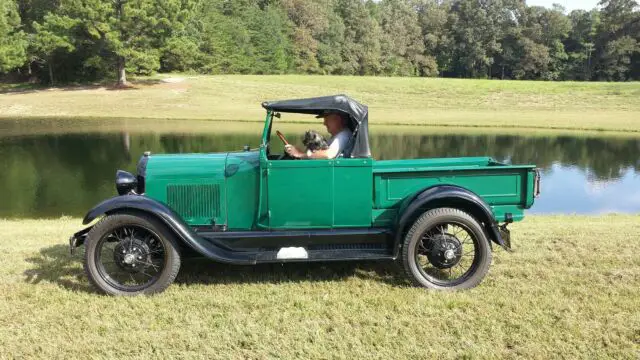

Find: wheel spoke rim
415;221;479;286
95;224;166;292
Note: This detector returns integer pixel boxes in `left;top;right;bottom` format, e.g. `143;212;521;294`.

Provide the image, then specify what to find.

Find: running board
198;227;392;251
252;244;394;263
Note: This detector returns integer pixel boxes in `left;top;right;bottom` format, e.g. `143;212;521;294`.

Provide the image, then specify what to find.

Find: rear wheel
401;207;491;290
84;213;181;296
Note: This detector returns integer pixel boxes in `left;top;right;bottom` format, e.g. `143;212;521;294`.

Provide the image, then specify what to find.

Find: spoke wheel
415;222;479;286
96;225;166;292
402;208;492;290
84;213;181;296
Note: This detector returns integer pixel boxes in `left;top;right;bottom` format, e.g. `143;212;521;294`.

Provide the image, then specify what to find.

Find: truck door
266;159;334;229
332;158;373;227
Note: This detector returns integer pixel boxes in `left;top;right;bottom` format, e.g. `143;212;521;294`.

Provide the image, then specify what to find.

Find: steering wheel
275;130;295;160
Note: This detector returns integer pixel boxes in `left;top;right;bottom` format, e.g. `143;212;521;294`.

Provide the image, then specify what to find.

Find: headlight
115;170;138;195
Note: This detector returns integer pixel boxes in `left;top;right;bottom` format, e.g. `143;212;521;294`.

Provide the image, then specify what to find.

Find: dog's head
302;130;329;151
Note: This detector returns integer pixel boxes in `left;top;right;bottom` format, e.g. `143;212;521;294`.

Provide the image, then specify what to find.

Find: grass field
1;75;639;132
1;215;638;359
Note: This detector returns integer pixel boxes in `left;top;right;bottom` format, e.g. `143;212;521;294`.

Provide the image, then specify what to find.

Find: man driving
284;111;353;159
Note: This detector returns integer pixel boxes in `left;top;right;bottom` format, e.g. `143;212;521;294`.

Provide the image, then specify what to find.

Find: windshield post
261;110;273;148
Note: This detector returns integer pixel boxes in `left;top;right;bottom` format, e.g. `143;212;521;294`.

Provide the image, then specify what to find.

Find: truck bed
371;157;538;226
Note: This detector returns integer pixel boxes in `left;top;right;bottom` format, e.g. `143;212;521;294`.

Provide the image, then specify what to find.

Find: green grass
1;215;638;359
1;75;639;133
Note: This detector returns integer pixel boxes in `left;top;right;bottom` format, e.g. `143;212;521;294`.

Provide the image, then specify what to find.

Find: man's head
318;111;347;136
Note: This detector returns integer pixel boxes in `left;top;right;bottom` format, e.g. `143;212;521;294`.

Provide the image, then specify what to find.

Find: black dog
302;130;329;152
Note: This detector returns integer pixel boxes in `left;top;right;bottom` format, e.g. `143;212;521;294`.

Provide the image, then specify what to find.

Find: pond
1;121;639;218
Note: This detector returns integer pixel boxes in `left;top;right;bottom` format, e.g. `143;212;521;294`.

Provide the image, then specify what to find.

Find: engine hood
136;150;260;227
143;152;229;178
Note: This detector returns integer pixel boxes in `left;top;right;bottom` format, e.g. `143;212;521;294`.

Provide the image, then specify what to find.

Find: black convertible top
261;94;371;158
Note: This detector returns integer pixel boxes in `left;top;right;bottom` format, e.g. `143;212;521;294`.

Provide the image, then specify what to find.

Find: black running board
252;244;394;263
198;227;392;250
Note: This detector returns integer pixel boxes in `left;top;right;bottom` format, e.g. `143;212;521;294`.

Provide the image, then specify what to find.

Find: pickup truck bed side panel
372;158;536;226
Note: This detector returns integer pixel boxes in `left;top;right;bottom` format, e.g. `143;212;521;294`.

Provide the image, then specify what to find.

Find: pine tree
37;0;192;85
0;0;27;73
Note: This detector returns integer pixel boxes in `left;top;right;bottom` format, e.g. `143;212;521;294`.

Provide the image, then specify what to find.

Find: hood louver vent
167;184;220;220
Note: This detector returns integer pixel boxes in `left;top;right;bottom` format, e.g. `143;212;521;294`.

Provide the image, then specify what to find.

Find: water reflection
371;134;640;181
0;131;638;218
535;164;639;214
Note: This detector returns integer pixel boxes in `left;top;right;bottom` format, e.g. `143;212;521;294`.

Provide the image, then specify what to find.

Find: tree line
1;0;639;85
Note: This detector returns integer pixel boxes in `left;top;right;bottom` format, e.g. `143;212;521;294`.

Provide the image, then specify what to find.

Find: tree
316;4;345;74
377;0;429;76
39;0;193;86
601;35;639;79
520;5;571;80
281;0;330;73
193;0;255;74
415;0;452;76
596;0;640;80
335;0;382;75
448;0;505;78
564;10;600;80
31;13;75;84
0;0;27;73
2;0;640;82
246;5;294;74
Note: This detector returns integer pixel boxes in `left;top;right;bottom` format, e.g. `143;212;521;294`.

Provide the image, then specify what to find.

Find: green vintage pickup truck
70;95;540;295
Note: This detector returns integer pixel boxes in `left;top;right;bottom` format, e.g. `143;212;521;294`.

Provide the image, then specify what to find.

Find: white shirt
326;129;352;158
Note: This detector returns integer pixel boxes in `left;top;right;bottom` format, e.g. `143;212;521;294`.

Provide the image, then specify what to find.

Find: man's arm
285;143;339;159
306;147;338;159
284;144;305;158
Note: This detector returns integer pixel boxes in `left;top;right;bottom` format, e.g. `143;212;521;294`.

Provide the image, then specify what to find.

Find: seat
338;129;358;158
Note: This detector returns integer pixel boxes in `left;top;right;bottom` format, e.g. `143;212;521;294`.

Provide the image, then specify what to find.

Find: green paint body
143;113;537;230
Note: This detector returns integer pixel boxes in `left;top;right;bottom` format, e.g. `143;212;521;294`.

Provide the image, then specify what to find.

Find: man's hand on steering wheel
275;130;304;159
284;144;305;159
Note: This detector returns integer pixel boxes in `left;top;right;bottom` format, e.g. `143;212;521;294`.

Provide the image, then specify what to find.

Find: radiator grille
167;184;220;219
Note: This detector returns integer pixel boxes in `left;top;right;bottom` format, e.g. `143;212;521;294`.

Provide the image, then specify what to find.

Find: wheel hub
424;233;463;269
123;253;136;265
113;237;152;272
444;249;456;260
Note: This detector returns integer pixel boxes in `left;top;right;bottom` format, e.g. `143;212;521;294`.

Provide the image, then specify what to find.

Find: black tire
84;213;181;296
401;207;492;290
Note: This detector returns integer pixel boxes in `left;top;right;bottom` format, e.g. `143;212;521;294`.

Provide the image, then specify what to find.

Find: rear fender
78;195;256;264
392;185;508;257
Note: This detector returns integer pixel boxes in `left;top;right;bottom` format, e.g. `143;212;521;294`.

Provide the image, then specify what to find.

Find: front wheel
84;213;181;296
401;208;492;290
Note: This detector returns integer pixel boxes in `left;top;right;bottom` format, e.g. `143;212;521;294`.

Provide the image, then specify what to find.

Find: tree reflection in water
0;132;638;217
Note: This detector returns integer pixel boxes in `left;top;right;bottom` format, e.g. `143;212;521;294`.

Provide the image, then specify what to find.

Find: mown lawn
1;75;639;132
0;215;638;359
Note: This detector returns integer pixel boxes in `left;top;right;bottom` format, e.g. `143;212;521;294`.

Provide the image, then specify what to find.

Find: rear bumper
499;224;511;250
69;226;92;255
533;168;541;198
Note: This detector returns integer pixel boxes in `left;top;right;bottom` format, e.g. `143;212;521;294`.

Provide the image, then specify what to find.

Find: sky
526;0;601;11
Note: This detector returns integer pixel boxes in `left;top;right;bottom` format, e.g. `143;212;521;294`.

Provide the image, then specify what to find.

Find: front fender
393;185;508;256
81;195;256;264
